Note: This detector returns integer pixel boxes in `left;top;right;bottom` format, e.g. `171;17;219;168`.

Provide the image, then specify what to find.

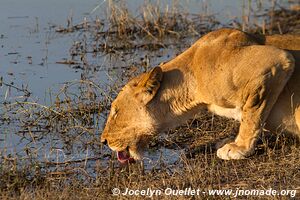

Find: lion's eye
111;107;119;119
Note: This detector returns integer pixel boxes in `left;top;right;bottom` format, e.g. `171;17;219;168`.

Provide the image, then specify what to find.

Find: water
0;0;296;173
0;0;101;100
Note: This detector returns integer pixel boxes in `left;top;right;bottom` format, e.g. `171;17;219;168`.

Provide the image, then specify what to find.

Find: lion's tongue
117;151;131;163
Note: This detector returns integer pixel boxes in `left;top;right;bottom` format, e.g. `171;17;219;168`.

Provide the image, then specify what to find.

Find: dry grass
1;1;300;199
56;0;219;60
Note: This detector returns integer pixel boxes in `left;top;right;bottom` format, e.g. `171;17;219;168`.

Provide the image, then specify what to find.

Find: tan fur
101;28;300;160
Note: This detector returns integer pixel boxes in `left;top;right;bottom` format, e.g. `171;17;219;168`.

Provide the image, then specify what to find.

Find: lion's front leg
217;52;295;160
217;115;260;160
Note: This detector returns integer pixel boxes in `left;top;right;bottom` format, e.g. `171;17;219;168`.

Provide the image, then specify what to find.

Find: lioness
101;28;300;162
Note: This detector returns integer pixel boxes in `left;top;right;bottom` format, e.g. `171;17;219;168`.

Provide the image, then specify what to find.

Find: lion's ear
135;66;163;104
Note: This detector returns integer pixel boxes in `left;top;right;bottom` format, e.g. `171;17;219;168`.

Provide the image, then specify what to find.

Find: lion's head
101;67;163;163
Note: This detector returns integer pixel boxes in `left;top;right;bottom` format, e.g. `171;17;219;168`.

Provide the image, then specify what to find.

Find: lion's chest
207;104;242;121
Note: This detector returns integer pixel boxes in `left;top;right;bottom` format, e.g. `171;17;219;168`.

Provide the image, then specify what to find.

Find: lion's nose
101;139;108;145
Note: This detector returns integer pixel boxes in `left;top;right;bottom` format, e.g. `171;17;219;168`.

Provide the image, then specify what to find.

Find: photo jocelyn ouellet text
112;187;297;198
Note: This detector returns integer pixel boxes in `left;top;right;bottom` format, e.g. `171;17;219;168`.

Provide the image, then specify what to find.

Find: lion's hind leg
295;108;300;136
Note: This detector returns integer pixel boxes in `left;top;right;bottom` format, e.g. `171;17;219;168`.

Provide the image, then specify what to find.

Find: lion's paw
217;142;250;160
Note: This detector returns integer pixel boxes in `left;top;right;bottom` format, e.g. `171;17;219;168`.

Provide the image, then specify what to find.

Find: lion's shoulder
195;28;259;47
